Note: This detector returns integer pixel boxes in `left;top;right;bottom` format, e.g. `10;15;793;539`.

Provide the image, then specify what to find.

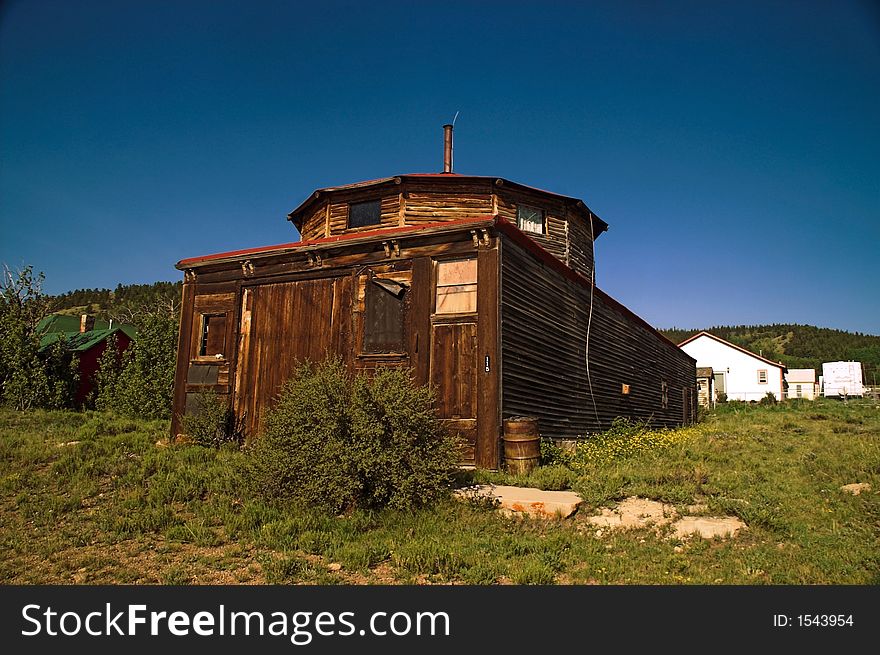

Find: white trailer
821;361;864;398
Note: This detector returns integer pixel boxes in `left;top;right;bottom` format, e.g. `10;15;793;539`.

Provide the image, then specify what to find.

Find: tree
0;265;76;409
95;314;178;419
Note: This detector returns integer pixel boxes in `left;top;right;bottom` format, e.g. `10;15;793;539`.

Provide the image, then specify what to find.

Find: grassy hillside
660;324;880;386
2;401;878;584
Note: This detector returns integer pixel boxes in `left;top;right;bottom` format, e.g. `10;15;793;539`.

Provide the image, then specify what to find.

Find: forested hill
49;281;182;325
659;324;880;386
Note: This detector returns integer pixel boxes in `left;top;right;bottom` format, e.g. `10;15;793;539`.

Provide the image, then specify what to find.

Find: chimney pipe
442;123;453;173
80;314;95;333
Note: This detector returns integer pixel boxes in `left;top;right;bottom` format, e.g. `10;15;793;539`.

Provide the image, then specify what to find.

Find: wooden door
234;277;351;439
430;322;477;463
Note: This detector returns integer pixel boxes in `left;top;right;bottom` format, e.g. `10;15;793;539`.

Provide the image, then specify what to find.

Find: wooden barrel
503;416;540;475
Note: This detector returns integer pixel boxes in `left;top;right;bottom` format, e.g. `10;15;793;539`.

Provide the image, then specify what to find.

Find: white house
678;332;787;402
785;369;818;400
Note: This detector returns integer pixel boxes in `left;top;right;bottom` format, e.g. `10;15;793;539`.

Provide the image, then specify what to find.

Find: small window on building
796;384;802;398
516;204;545;234
199;313;227;358
757;369;768;384
661;381;668;410
435;258;477;314
363;277;406;353
348;199;382;228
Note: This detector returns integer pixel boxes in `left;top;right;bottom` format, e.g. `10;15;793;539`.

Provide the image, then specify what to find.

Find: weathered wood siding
500;235;694;441
173;228;500;467
403;180;493;223
171;281;240;439
234;275;353;437
325;192;400;235
495;187;595;280
566;206;596;280
299;200;328;241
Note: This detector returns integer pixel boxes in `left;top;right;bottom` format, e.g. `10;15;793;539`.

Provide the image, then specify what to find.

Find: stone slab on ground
455;485;583;518
585;497;678;530
583;496;748;541
672;516;746;539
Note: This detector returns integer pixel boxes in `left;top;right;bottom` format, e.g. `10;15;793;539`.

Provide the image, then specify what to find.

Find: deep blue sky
2;0;878;334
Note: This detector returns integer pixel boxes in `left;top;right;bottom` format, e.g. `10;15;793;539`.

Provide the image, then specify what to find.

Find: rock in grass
840;483;871;495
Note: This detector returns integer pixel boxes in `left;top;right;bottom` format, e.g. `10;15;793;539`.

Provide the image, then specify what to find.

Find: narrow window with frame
516;204;545;235
348;199;382;228
757;369;768;384
435;258;477;314
363;276;406;353
199;313;227;358
661;380;669;410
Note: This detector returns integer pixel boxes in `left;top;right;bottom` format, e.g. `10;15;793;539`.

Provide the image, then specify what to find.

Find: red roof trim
176;216;495;269
677;331;787;370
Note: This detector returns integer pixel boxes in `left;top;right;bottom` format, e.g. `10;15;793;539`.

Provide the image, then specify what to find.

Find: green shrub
0;265;79;410
539;438;571;466
246;359;460;513
95;314;177;419
759;391;778;405
179;392;244;448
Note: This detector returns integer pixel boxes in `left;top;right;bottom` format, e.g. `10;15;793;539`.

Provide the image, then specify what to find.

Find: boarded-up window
435;259;477;314
516;204;545;234
348;199;381;228
363;278;405;353
199;313;227;357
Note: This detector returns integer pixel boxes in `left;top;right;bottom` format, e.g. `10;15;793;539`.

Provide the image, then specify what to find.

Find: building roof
286;173;609;237
785;368;816;383
176;215;690;356
696;366;714;378
37;314;136;353
177;217;495;268
678;331;787;371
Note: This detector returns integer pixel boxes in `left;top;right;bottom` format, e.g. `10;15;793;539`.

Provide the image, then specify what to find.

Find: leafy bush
246;359;460;513
539;438;571;466
0;265;79;410
179;392;244;448
94;314;177;419
759;391;778;405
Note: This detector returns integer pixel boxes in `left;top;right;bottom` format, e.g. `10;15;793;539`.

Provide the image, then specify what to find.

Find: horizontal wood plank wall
299;200;328;241
565;207;595;280
500;236;694;441
403;181;493;223
326;192;400;235
495;188;569;268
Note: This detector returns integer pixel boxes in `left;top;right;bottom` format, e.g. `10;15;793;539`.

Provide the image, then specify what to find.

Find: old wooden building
171;128;696;468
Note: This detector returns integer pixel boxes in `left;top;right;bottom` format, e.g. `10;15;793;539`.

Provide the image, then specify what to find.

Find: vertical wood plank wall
235;275;352;437
500;235;695;441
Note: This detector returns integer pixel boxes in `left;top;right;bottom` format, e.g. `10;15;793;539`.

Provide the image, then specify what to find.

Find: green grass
1;399;878;584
